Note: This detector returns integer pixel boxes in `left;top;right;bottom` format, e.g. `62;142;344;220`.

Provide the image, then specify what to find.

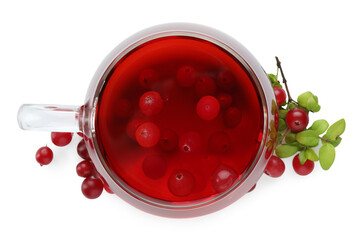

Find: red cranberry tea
95;36;263;203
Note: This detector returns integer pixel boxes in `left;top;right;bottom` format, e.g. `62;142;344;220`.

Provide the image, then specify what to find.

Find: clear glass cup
17;23;277;218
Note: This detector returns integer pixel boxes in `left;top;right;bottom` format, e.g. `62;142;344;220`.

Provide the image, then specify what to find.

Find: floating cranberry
196;96;220;120
136;122;160;148
51;132;73;147
142;154;168;179
81;177;103;199
286;108;309;132
264;156;285;178
217;93;233;109
35;146;53;166
179;131;202;153
77;139;90;160
158;128;178;152
208;131;231;154
195;76;217;97
211;164;238;193
126;118;144;140
217;71;235;91
223;106;242;128
273;87;287;106
176;66;197;87
168;169;195;197
115;99;132;119
139;91;164;116
292;154;315;176
76;160;94;178
139;68;159;89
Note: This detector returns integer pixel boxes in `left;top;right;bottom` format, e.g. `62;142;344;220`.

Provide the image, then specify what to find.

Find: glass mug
18;23;277;218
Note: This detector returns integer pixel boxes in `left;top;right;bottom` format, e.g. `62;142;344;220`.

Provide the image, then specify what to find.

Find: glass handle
17;104;82;132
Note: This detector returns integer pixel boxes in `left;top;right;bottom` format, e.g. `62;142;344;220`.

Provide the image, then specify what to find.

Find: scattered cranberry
195;76;217;97
136;122;160;148
208;131;231;154
158;128;178;152
126;118;144;140
81;177;103;199
176;66;197;87
51;132;73;147
168;169;195;197
211;164;238;193
179;131;202;153
142;154;168;179
217;93;233;109
217;71;235;91
76;160;94;178
273;87;287;107
115;99;132;119
286;108;309;132
223;106;242;128
139;68;159;89
264;156;285;178
139;91;164;116
292;154;315;176
196;96;220;120
77;139;90;160
248;184;256;193
35;146;53;166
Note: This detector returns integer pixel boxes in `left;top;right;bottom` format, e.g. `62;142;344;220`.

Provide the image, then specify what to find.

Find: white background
1;0;363;239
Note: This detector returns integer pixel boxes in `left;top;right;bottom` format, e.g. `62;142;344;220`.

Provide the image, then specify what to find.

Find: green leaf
331;136;342;147
306;97;319;111
296;130;319;147
278;118;287;131
288;102;298;110
323;119;346;141
305;148;319;161
275;144;299;158
297;91;314;107
311;104;321;112
299;150;308;164
319;143;336;170
279;109;288;119
285;133;297;144
268;74;277;83
272;81;283;88
310;119;329;135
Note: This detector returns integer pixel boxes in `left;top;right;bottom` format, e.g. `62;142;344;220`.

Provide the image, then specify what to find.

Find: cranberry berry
195;76;217;97
139;68;159;89
208;131;231;154
51;132;73;147
211;164;238;193
139;91;164;116
126;118;144;140
158;128;178;152
196;96;220;121
273;87;287;107
142;154;168;179
217;71;235;91
292;154;315;176
168;169;195;197
77;139;90;160
264;156;285;178
136;122;160;148
286;108;309;132
76;160;94;178
35;146;53;166
81;177;103;199
217;93;233;109
179;131;202;153
223;106;242;128
176;66;197;87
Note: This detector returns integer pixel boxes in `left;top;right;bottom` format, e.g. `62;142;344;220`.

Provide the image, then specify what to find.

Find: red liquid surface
96;36;263;203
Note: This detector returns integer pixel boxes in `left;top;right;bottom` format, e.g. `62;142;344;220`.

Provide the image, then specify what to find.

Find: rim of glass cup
88;25;269;211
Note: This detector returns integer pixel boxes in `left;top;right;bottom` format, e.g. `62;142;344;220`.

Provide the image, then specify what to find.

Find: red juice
95;36;263;203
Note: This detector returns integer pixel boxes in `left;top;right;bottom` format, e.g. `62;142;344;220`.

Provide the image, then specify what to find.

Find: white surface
0;0;362;239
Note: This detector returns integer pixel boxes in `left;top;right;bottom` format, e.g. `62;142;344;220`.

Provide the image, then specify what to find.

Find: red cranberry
292;154;315;176
195;76;217;97
223;106;242;128
217;71;235;91
176;66;197;87
139;68;159;89
81;177;103;199
51;132;73;147
77;140;90;160
158;128;178;152
136;122;160;148
139;91;164;116
217;93;233;109
208;131;231;154
126;118;144;140
264;156;285;178
196;96;220;120
168;169;195;197
142;154;168;179
179;131;202;153
76;160;94;178
211;164;238;193
286;108;309;132
273;87;287;106
115;99;132;119
35;146;53;166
